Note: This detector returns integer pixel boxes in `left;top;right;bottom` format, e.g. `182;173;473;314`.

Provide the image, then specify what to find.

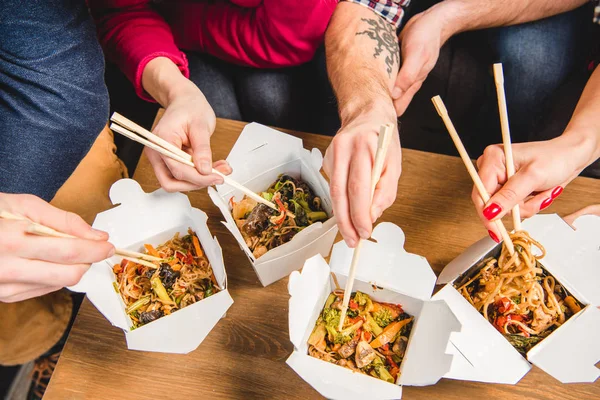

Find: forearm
563;67;600;164
430;0;587;39
141;57;196;108
326;2;399;124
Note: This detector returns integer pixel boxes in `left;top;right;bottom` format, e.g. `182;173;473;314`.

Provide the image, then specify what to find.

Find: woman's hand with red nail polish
472;132;597;236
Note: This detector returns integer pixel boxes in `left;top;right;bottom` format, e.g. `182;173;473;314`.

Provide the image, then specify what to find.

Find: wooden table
45;119;600;400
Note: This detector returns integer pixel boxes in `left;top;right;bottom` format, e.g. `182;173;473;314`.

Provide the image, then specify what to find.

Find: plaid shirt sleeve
344;0;410;28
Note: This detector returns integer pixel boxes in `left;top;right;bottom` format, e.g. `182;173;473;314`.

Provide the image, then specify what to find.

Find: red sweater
89;0;337;101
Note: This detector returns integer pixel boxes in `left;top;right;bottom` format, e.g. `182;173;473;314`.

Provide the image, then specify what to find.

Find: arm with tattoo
322;2;402;246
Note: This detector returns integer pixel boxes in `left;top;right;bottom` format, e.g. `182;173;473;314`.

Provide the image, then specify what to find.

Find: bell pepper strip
192;235;203;258
151;276;174;305
229;196;235;209
349;299;359;310
496;297;513;313
370;318;413;348
144;244;160;258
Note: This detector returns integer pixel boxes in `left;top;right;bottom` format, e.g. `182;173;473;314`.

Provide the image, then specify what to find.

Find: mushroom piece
355;341;377;368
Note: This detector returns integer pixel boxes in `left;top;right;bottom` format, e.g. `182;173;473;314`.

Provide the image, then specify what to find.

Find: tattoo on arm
356;17;399;78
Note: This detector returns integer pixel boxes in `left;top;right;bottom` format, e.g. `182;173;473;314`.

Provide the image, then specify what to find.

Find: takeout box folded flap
288;255;332;350
522;214;600;306
329;223;437;300
399;300;461;386
217;123;304;189
526;305;600;383
436;236;497;285
432;285;531;384
69;180;233;351
286;352;403;400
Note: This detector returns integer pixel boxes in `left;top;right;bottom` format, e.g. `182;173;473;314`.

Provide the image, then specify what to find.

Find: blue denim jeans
0;0;109;201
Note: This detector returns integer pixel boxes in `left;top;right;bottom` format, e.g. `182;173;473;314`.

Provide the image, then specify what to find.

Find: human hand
147;80;232;192
473;134;596;241
0;193;115;303
323;105;401;247
391;6;454;116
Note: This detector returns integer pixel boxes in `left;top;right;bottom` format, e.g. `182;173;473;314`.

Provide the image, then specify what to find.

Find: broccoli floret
373;308;394;328
325;325;353;344
322;307;340;328
353;291;371;307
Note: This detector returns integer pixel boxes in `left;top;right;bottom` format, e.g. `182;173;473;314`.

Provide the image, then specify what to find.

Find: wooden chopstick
493;63;522;231
109;114;292;217
0;211;162;268
338;123;394;331
431;96;516;256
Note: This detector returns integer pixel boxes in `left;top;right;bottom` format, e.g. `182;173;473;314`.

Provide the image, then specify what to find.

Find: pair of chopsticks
0;211;161;268
431;63;521;255
338;123;394;331
109;113;290;216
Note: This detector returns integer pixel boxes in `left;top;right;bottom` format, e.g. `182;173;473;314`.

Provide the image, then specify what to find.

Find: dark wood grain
45;118;600;400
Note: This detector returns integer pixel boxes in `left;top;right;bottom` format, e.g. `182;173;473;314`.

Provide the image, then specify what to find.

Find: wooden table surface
45;118;600;400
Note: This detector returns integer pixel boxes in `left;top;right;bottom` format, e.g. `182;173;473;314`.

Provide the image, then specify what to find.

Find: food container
69;179;233;353
208;123;338;286
434;213;600;384
286;222;461;399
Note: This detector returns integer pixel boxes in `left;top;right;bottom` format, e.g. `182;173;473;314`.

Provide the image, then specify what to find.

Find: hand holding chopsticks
431;96;516;256
338;123;394;331
110;113;291;217
0;210;161;268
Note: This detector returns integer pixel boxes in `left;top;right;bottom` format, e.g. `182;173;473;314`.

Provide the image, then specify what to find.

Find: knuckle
170;167;185;182
347;181;362;197
329;183;345;199
62;246;84;264
64;211;84;229
64;267;86;287
496;187;519;204
483;145;502;159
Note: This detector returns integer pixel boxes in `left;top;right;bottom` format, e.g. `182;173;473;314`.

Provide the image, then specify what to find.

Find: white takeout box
208;123;338;286
287;223;461;400
69;179;234;353
434;213;600;384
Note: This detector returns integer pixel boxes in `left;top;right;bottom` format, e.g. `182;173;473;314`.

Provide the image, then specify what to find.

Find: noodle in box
209;123;338;286
434;213;600;384
69;179;233;353
287;223;461;400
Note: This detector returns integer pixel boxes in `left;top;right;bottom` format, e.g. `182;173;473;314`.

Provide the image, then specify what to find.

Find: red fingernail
540;198;553;210
483;203;502;220
488;230;500;243
551;186;563;199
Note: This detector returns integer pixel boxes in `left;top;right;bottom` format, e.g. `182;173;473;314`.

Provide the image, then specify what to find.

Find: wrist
560;127;600;170
426;0;476;41
339;98;396;127
142;57;197;107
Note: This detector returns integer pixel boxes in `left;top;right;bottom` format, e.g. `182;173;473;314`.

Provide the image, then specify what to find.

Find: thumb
482;169;539;222
189;121;213;175
20;195;108;241
392;49;422;99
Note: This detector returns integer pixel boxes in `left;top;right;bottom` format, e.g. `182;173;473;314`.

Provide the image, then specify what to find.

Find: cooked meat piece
139;309;163;325
242;203;276;236
355;341;377;368
338;333;360;359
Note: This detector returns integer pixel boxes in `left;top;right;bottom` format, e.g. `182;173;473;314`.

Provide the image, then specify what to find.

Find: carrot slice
144;244;160;257
192;235;203;257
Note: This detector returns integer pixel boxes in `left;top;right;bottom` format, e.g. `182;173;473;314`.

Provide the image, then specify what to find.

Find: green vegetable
353;291;370;306
307;211;328;223
371;358;394;383
373;308;395;328
511;296;522;305
151;276;174;304
324;293;336;309
364;314;383;336
205;288;213;297
261;192;274;201
506;334;543;356
347;308;359;318
126;296;150;314
322;307;340;328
